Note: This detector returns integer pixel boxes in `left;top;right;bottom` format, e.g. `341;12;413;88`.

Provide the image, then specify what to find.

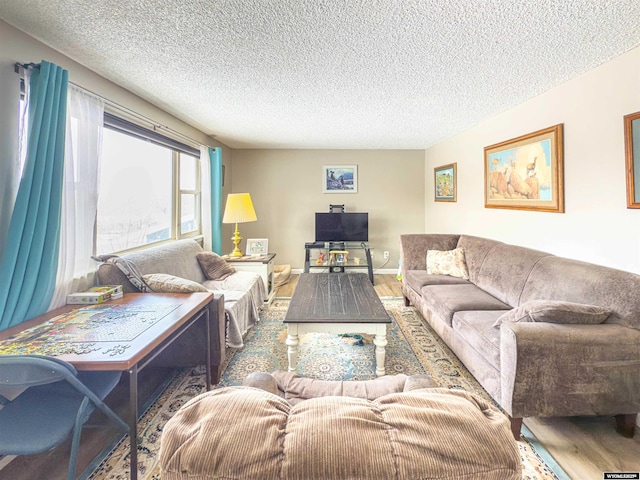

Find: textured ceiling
1;1;639;149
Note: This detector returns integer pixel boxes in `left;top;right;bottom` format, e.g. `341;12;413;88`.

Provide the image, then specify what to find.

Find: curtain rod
14;62;217;151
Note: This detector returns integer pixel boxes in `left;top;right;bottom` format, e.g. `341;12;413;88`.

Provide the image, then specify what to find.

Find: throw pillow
426;247;469;280
196;251;236;281
493;300;611;327
142;273;208;293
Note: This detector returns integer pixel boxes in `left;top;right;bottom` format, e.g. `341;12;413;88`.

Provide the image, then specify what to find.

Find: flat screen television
315;212;368;242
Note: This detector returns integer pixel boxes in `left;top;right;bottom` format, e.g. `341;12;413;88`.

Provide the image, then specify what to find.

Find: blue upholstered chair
0;355;129;480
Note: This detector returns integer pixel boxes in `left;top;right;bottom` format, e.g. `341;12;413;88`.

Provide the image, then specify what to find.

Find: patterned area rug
86;298;565;480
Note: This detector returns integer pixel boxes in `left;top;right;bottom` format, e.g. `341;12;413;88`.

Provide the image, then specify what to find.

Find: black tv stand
304;241;374;284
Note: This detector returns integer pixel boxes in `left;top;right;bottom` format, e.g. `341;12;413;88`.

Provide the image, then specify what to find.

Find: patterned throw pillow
493;300;611;327
196;251;236;281
142;273;208;293
426;247;469;280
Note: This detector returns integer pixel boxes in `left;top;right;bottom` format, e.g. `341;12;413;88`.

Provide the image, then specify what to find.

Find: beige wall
229;149;425;269
425;46;640;273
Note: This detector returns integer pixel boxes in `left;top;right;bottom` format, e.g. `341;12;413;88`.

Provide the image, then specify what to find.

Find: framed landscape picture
484;124;564;213
434;163;456;202
625;111;640;209
323;165;357;193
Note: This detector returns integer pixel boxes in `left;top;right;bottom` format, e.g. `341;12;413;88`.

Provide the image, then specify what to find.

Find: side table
225;253;276;304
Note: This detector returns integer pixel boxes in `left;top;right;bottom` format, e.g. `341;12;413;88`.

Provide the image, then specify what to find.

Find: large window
96;117;201;255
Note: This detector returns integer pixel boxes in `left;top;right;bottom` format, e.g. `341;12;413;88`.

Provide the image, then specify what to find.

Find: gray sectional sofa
400;233;640;437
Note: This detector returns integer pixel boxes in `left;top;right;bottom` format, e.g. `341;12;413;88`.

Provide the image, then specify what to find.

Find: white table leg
286;324;299;373
373;329;388;377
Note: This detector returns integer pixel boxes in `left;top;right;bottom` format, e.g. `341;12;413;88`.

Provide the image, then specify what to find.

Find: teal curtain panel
0;61;69;330
209;146;223;255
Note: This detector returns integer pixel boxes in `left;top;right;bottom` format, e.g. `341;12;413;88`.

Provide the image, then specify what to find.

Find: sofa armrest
96;262;139;292
399;234;460;274
210;292;226;381
500;322;640;418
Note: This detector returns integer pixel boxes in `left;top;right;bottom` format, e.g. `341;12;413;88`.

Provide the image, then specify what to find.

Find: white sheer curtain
48;86;104;309
0;66;28;258
200;145;213;251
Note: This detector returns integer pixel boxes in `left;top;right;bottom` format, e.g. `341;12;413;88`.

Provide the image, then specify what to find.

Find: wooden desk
284;273;390;376
0;292;213;480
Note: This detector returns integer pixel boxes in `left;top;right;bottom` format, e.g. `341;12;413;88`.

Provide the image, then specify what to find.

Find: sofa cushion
494;300;611;327
456;235;503;284
452;311;504;370
159;387;520;480
142;273;209;293
426;247;469;279
422;284;511;326
196;251;236;280
244;372;438;403
474;243;550;307
403;270;469;295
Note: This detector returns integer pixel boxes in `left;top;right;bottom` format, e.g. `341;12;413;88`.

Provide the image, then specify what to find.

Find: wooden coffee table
283;273;391;376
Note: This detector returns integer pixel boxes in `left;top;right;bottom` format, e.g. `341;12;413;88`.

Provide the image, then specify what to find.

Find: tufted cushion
160;387;520;480
263;371;436;404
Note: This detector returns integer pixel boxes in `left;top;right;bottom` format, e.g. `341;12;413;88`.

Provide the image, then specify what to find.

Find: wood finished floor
1;274;638;479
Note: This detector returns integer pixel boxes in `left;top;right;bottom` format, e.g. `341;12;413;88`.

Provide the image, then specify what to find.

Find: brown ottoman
159;384;520;480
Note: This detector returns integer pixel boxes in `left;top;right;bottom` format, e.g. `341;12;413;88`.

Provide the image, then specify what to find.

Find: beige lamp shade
222;193;257;224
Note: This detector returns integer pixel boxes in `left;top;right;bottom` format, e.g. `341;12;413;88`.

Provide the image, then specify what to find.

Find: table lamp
222;193;257;257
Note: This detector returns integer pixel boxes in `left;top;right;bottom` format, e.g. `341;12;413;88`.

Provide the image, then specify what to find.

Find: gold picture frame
434;163;457;202
625;111;640;209
484;124;564;213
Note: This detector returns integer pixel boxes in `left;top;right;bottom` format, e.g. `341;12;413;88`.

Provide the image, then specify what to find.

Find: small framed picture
434;163;457;202
246;238;268;256
323;165;357;193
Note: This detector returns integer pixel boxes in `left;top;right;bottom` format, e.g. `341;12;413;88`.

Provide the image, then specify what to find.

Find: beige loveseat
159;373;521;480
400;233;640;437
96;239;266;382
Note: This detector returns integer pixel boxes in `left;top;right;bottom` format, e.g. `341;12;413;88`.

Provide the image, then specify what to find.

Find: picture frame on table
434;163;457;202
323;165;357;193
246;238;268;256
484;124;564;213
625;111;640;209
